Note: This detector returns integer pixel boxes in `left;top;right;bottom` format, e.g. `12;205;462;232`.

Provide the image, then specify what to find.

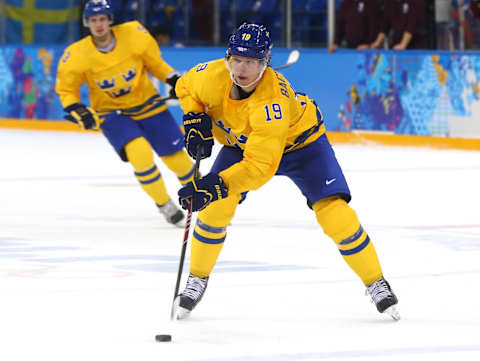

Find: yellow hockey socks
134;165;170;206
188;194;241;278
125;137;170;206
313;196;383;285
161;150;195;185
190;219;227;278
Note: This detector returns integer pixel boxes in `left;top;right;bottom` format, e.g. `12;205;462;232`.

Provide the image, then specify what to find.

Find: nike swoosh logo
326;178;336;185
172;138;181;145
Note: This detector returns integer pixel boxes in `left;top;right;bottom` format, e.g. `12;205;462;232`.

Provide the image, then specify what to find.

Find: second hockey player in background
56;0;194;226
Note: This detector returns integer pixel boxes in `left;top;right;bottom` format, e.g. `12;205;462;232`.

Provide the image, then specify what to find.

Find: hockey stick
273;49;300;70
169;145;203;321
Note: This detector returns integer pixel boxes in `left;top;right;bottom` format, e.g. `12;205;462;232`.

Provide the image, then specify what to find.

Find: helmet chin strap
225;59;268;89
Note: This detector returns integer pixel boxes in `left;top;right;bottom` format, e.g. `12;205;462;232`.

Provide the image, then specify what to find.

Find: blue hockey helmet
226;23;272;62
83;0;114;26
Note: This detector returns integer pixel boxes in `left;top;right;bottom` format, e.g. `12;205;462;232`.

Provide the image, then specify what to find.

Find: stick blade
287;49;300;65
273;50;300;70
170;295;180;321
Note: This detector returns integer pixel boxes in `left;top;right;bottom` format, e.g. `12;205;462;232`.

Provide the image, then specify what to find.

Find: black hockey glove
183;111;214;160
178;173;228;212
64;103;100;130
166;73;180;99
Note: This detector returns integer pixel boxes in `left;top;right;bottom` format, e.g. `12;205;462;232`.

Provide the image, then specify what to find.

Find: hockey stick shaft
170;145;202;320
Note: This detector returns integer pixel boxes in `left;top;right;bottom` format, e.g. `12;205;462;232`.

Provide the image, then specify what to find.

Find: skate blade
384;305;401;321
171;297;192;320
172;220;186;228
175;306;191;320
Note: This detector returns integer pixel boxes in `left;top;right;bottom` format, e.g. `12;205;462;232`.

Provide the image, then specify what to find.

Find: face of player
230;55;265;91
87;14;112;39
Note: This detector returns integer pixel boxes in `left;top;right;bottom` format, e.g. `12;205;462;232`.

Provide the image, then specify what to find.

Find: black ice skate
366;276;400;321
157;200;184;226
174;273;209;319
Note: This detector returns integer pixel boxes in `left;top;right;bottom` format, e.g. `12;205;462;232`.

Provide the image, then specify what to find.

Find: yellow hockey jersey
176;59;326;194
56;21;174;119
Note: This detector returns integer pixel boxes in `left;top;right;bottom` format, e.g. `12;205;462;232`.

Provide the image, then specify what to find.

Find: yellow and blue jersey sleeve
56;43;87;107
176;60;225;113
219;99;290;193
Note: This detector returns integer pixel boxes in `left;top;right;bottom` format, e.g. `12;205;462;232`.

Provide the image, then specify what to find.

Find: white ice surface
1;129;480;361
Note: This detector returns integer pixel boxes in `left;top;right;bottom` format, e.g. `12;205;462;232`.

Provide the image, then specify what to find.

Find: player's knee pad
124;137;154;171
312;196;362;245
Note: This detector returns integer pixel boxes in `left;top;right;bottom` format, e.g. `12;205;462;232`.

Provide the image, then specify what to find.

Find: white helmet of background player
225;23;273;88
83;0;114;27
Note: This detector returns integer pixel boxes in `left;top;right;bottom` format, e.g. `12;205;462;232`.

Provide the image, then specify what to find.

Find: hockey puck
155;334;172;342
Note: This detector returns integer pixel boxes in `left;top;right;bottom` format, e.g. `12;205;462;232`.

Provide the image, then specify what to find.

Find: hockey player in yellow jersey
56;0;195;226
173;23;400;320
